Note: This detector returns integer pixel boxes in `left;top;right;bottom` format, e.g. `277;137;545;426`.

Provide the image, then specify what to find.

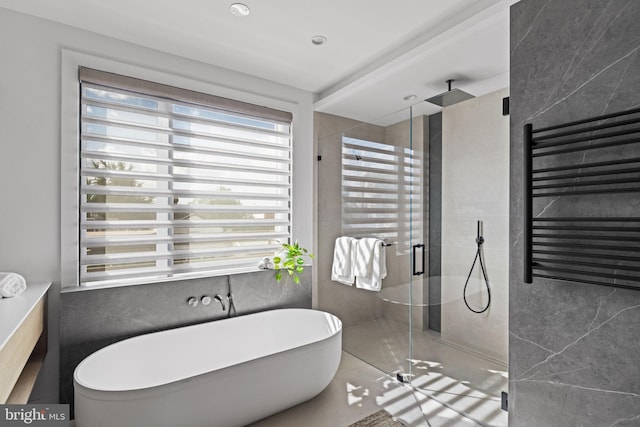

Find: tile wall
510;0;640;424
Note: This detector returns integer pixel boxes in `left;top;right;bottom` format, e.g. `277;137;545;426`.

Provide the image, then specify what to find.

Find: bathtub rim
73;308;342;395
74;331;341;403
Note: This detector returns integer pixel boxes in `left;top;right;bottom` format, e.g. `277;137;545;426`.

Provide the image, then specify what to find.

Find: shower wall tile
315;112;388;326
315;112;429;329
510;0;640;425
384;115;429;330
441;88;510;365
59;271;311;411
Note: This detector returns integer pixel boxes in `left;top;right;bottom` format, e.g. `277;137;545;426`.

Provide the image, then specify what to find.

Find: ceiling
0;0;516;125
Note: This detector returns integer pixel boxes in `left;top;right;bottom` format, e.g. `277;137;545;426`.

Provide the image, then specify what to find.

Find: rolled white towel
257;257;275;270
0;272;27;298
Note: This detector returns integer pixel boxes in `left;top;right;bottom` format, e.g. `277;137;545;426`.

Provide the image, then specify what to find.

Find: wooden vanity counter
0;282;50;403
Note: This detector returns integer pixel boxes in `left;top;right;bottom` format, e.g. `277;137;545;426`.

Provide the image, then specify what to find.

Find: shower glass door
316;105;426;382
317;96;509;427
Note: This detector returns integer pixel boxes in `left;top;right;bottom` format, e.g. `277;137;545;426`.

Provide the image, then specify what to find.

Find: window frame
61;51;312;290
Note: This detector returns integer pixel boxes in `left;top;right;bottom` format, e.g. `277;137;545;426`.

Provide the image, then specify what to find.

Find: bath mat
348;410;407;427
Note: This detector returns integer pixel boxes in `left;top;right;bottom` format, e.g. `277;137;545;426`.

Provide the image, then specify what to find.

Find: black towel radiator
524;106;640;291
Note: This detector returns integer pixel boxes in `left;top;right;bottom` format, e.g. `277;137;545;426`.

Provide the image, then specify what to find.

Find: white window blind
79;68;292;287
341;136;422;254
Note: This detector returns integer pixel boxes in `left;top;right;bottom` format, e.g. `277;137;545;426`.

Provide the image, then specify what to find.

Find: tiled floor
70;351;493;427
70;320;506;426
249;351;483;427
343;319;508;427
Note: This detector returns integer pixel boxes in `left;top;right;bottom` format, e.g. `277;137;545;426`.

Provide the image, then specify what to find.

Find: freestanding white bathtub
74;308;342;427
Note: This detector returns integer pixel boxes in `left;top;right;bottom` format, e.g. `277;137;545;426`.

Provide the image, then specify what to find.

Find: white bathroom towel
0;272;27;298
331;236;357;285
257;257;275;270
354;238;379;278
355;240;387;292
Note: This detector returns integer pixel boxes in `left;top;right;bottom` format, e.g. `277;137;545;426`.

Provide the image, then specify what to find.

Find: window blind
79;68;292;287
341;136;422;254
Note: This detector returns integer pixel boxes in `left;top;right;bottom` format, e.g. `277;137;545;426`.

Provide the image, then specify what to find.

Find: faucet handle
187;297;198;307
214;294;227;311
201;295;212;306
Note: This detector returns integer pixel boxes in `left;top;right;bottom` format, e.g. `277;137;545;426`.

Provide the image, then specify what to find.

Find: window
341;136;422;254
79;68;292;287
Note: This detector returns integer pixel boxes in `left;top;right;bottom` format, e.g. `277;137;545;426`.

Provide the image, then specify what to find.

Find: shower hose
463;221;491;314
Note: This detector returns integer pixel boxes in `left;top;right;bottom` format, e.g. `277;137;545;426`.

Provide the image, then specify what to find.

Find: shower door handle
412;243;425;276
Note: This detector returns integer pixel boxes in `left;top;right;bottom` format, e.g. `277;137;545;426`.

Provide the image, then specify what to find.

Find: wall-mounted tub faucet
227;293;237;318
194;295;226;311
214;294;226;311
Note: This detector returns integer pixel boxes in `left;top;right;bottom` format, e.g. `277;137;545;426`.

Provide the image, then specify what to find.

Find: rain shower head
425;79;475;107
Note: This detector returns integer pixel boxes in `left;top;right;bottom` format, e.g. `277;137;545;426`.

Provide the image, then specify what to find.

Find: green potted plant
273;241;314;284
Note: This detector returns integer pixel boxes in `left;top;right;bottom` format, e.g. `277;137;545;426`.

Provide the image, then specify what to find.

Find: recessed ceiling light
311;35;327;46
403;94;418;101
230;3;250;16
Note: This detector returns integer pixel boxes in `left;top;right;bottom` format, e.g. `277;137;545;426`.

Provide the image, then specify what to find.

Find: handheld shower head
425;79;475;107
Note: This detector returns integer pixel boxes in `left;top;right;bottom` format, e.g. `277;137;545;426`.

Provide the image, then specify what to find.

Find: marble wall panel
510;0;640;425
428;113;442;332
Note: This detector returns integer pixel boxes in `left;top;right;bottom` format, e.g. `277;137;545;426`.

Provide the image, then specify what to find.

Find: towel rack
524;106;640;291
354;237;395;247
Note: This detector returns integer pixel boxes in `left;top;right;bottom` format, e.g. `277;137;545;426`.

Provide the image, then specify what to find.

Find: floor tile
343;319;508;427
250;351;484;427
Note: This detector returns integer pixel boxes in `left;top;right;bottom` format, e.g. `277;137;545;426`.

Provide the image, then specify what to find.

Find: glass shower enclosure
316;104;508;426
317;105;426;377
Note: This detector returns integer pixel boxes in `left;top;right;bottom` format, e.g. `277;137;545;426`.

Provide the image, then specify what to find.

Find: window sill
61;265;270;293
